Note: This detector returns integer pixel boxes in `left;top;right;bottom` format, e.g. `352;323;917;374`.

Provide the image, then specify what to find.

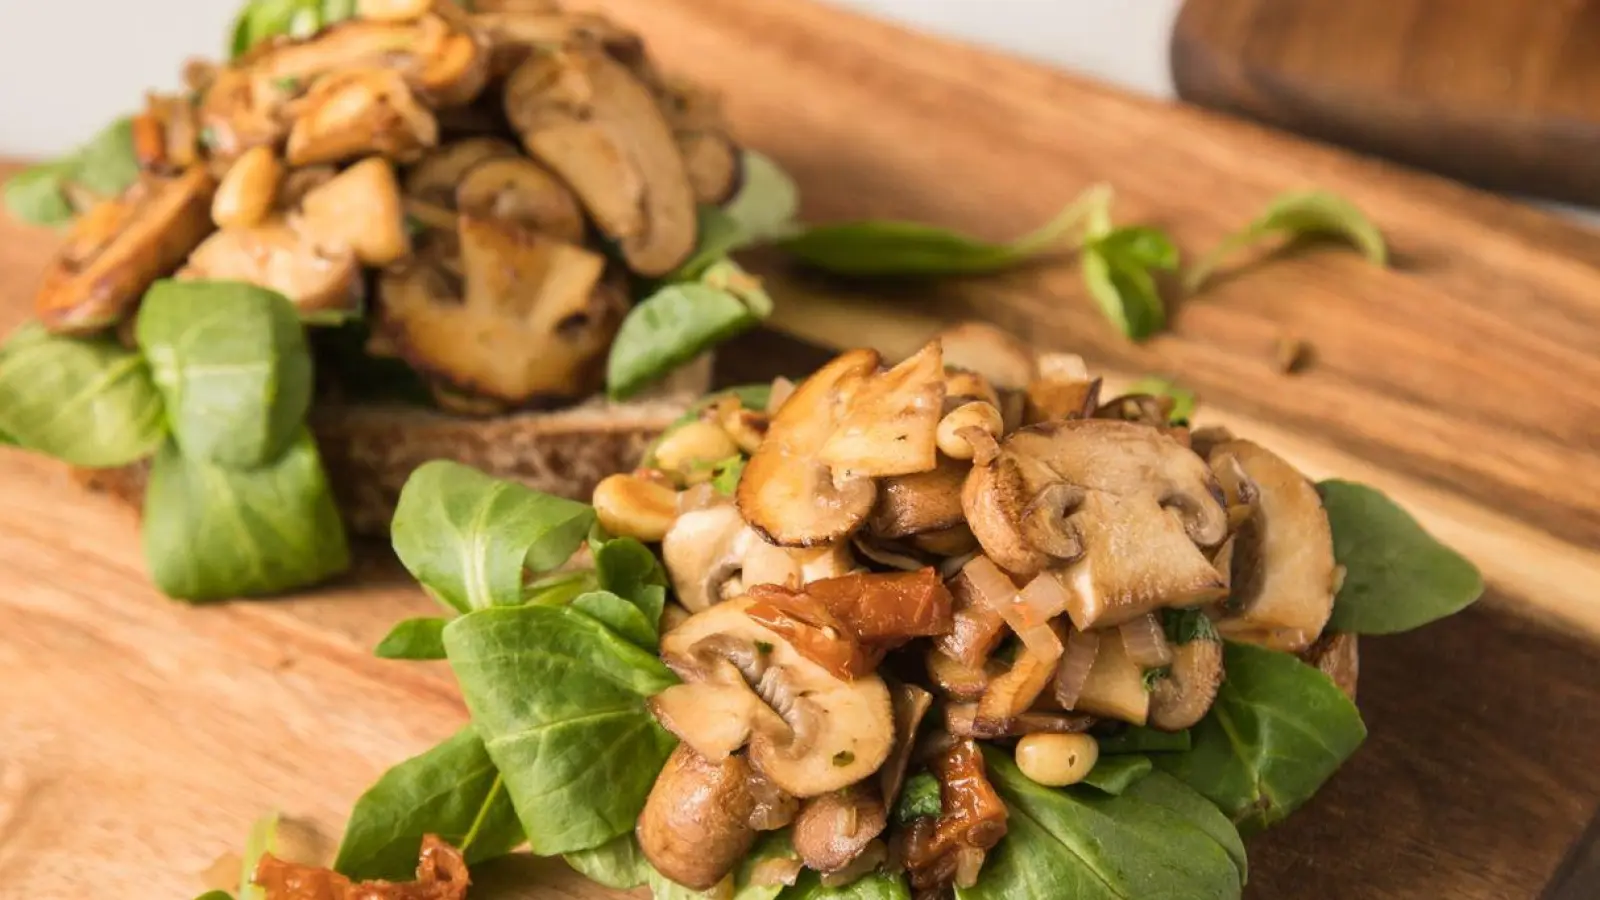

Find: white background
0;0;1182;158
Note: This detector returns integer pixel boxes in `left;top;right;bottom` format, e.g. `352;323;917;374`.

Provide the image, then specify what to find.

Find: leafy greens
373;617;449;661
3;117;139;227
607;259;773;400
1319;480;1484;634
1187;190;1386;291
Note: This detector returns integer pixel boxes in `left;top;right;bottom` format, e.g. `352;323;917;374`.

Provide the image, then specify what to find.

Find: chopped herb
894;772;943;822
274;75;301;93
832;751;856;767
1126;377;1196;423
755;641;774;655
199;126;218;150
1142;667;1170;690
710;455;745;496
1161;607;1217;645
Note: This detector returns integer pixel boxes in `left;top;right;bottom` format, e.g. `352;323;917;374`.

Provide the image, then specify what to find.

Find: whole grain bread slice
75;358;711;537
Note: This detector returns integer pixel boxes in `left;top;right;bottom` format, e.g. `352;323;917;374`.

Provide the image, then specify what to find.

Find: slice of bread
74;357;711;537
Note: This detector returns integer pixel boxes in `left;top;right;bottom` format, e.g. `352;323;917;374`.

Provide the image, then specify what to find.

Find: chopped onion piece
1054;629;1100;710
749;855;802;888
954;846;987;889
1017;571;1074;627
677;482;724;513
1119;613;1174;669
960;556;1018;613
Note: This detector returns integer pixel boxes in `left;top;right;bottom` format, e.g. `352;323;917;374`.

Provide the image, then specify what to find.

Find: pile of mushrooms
594;322;1353;897
33;0;737;414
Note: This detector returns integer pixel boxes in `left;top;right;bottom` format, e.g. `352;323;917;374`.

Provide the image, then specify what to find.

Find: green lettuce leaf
373;617;448;660
1080;755;1153;795
443;605;678;855
783;870;909;900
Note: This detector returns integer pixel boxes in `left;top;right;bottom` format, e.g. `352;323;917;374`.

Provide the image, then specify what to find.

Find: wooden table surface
3;1;1600;898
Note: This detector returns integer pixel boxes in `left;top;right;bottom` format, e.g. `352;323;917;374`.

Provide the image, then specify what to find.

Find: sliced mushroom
869;456;969;540
880;681;933;811
963;419;1229;628
180;217;360;315
927;739;1008;854
472;9;643;76
505;47;696;276
637;745;758;891
257;14;488;106
660;599;895;798
1208;439;1338;652
935;322;1038;391
1025;353;1100;425
663;504;746;612
738;350;880;547
934;571;1008;670
132;92;202;173
653;77;741;204
793;784;889;876
820;341;946;479
1070;632;1150;725
1147;623;1224;731
377;217;625;407
35;168;217;333
944;704;1094;739
455;156;586;243
295;157;409;265
404;138;523;208
974;621;1066;731
649;678;789;762
1096;393;1175;428
1301;631;1360;701
741;534;856;591
285;68;440;166
926;647;991;701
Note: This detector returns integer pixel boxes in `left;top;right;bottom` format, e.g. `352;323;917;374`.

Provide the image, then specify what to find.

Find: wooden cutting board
1171;0;1600;206
2;1;1599;898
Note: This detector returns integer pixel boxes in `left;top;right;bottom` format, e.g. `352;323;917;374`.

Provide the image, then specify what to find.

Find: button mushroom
1070;629;1151;725
662;504;746;612
180;217;361;316
1207;439;1339;652
375;216;625;408
35;167;217;333
659;598;895;798
471;8;643;77
737;349;880;547
294;157;409;265
637;745;759;891
1024;352;1101;425
963;419;1229;629
454;156;586;244
869;456;970;540
648;674;789;763
503;47;696;276
285;68;440;166
1147;610;1225;731
1301;631;1360;701
935;322;1038;391
819;341;946;479
792;784;889;877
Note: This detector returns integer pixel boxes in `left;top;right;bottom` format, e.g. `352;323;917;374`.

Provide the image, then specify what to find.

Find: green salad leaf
607;261;772;400
572;590;659;650
1081;224;1179;341
373;617;449;660
710;456;745;495
784;869;911;900
195;892;235;900
778;184;1110;277
334;727;523;881
1318;480;1484;634
0;322;166;467
565;833;650;890
647;831;796;900
1096;726;1191;755
678;207;756;279
1187;190;1386;291
137;280;313;468
523;569;599;607
893;771;942;823
443;604;679;855
645;384;772;466
239;812;280;900
1154;641;1366;836
391;460;596;614
230;0;356;58
723;150;801;244
1081;755;1153;795
1122;769;1248;882
594;537;668;634
141;431;349;601
959;753;1243;900
4;118;140;226
1125;376;1196;423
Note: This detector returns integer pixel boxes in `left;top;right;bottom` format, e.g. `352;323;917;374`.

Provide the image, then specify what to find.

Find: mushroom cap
1207;439;1338;652
295;156;410;266
1301;631;1360;701
404;138;523;208
376;218;625;406
504;47;697;276
819;341;946;479
36;168;217;333
181;216;360;315
285;68;440;166
1147;633;1224;731
737;349;880;547
792;784;888;875
869;456;970;539
648;678;788;762
1070;629;1150;725
935;322;1038;391
455;156;586;244
637;745;759;891
659;598;895;798
963;419;1229;628
662;504;746;613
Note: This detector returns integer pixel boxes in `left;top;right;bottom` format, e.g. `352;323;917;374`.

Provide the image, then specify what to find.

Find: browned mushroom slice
738;349;880;547
935;571;1008;670
793;784;889;877
131;93;202;173
821;341;946;479
638;745;759;891
880;681;933;810
944;703;1095;739
295;157;409;266
405;138;523;206
1301;631;1359;701
1025;353;1101;425
1071;633;1150;725
963;419;1229;626
378;216;624;407
649;678;789;762
652;77;741;205
504;47;697;276
36;168;217;333
472;9;643;75
455;156;586;244
936;322;1038;391
869;455;969;539
1147;614;1224;731
1096;393;1175;427
974;621;1066;731
286;68;440;166
1208;439;1338;652
926;647;991;701
181;218;361;315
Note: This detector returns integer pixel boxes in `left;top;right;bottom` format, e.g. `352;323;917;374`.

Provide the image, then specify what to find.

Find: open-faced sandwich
0;0;793;601
207;322;1483;900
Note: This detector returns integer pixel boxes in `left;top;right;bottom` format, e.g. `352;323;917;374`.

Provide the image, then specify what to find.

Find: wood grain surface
2;0;1600;898
1171;0;1600;206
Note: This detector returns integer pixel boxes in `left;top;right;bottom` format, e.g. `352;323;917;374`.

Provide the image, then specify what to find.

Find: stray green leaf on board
1187;190;1386;292
1081;221;1179;342
778;183;1112;277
